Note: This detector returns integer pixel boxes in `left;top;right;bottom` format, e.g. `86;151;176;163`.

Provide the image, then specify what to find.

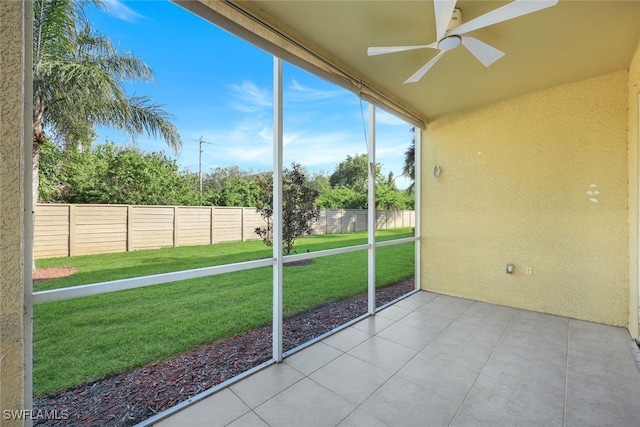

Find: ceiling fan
367;0;558;84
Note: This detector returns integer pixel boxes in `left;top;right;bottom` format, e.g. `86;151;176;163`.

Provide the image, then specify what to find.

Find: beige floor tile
396;351;479;403
375;305;412;321
420;333;496;372
351;315;394;335
391;291;437;310
348;335;418;373
225;411;269;427
398;310;453;331
337;408;388;426
417;295;473;320
153;293;640;427
254;378;354;427
284;341;343;376
154;388;249;427
452;366;565;427
377;321;438;350
230;362;303;408
322;326;371;352
309;353;392;404
359;376;460;427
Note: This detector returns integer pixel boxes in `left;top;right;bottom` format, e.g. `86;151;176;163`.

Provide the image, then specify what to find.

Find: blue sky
88;1;414;188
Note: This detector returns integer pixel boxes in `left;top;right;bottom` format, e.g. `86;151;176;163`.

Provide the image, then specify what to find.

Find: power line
195;136;213;194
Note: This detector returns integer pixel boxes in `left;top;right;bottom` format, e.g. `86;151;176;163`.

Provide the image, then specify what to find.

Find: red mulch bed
33;267;77;284
33;279;415;426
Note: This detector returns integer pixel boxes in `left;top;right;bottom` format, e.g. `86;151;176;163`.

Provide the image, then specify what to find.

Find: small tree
255;163;320;255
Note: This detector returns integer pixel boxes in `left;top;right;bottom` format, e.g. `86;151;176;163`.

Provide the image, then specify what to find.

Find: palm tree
402;128;415;194
32;0;182;203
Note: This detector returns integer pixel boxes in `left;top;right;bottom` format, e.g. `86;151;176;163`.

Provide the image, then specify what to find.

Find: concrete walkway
153;291;640;426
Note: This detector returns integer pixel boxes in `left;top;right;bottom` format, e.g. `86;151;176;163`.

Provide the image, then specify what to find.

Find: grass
33;229;414;397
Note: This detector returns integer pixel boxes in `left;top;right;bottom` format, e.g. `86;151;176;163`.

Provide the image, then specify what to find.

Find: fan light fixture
367;0;558;84
438;35;461;52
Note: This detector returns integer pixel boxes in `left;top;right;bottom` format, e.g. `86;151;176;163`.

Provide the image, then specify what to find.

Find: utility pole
196;136;213;194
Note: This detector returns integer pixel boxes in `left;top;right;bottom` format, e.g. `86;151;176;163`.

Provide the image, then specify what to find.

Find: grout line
334;292;437;425
342;296;485;427
447;307;517;427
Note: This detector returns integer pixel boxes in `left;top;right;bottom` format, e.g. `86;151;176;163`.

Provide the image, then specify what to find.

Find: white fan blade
461;36;505;67
404;50;447;84
368;43;438;56
449;0;558;37
434;0;457;41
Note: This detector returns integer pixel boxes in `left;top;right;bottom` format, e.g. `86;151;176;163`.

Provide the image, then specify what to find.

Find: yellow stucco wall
629;43;640;339
421;71;629;327
0;1;27;423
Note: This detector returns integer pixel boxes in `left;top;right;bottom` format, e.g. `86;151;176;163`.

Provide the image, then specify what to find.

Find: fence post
241;207;245;242
325;209;329;234
68;204;75;257
210;207;215;245
127;205;133;252
173;206;179;248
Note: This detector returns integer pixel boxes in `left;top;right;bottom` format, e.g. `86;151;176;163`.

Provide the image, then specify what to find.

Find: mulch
33;267;77;284
33;279;415;426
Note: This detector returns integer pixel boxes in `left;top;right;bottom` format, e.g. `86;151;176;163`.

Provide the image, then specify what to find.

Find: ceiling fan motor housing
448;8;462;31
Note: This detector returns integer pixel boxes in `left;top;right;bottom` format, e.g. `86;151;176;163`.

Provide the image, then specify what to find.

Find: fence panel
176;207;212;247
214;207;243;243
341;209;354;233
312;210;327;235
326;209;343;234
34;204;70;258
131;206;175;250
242;208;266;242
34;204;414;259
74;205;128;256
354;210;367;232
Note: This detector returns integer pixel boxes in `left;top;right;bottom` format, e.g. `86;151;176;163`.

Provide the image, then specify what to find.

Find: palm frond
33;0;181;153
93;96;182;154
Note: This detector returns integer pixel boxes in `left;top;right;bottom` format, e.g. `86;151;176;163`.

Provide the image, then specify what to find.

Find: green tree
215;176;262;207
39;142;202;206
329;154;380;192
375;183;414;210
203;166;255;192
32;0;182;204
255;163;321;255
317;185;367;209
38;138;68;202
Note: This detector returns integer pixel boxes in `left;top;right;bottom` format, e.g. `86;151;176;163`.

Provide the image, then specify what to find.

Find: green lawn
33;229;414;397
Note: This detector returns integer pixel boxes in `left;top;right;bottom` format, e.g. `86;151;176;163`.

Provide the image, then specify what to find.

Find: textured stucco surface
421;71;629;327
0;0;26;423
629;43;640;339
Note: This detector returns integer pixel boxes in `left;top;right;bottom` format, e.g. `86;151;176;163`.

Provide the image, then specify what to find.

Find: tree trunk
32;101;45;272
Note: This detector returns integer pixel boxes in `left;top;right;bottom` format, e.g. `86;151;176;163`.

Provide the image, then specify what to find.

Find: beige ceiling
237;0;640;122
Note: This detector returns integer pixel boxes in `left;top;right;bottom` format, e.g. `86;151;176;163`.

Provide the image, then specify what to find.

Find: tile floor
153;291;640;426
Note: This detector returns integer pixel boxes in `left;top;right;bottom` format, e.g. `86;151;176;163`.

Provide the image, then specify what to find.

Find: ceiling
234;0;640;122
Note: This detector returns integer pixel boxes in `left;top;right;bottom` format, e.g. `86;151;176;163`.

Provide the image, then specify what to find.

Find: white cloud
286;79;346;103
104;0;144;22
282;130;366;168
185;117;273;172
227;81;272;113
